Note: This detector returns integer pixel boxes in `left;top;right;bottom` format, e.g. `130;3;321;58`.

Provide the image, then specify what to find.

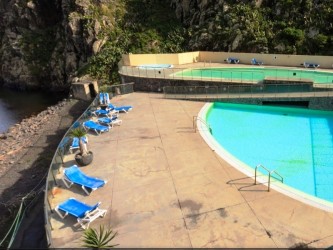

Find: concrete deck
49;92;333;248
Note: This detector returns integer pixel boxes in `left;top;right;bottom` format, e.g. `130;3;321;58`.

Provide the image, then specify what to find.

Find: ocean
0;88;67;133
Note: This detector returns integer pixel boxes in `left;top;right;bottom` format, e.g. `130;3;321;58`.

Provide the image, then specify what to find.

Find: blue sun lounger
69;136;88;154
303;62;320;68
98;117;122;127
104;92;110;104
62;165;107;195
93;108;118;117
108;103;133;113
99;93;105;105
251;58;264;65
101;93;132;112
226;57;240;64
55;197;107;229
83;120;109;135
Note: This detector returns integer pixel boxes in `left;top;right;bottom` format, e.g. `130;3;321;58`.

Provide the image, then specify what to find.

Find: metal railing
163;84;333;100
101;82;134;97
193;116;212;134
119;65;333;85
43;98;98;246
43;83;134;247
254;164;284;191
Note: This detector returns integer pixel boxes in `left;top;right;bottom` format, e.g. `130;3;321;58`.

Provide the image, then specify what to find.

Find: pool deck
49;92;333;248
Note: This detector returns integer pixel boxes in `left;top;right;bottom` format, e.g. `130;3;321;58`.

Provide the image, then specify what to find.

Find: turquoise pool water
206;103;333;202
138;64;173;69
175;67;333;84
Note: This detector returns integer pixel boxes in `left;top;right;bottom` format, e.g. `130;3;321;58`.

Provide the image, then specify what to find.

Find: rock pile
0;97;89;246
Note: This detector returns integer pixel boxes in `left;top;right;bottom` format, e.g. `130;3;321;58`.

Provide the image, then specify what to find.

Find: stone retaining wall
120;74;333;110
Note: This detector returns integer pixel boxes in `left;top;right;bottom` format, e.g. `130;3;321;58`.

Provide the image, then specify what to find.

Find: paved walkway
49;92;333;248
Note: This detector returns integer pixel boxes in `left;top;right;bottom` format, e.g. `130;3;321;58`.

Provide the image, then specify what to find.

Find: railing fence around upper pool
119;65;333;85
163;84;333;100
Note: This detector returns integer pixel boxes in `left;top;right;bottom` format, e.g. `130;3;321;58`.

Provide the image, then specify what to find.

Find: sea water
0;88;66;133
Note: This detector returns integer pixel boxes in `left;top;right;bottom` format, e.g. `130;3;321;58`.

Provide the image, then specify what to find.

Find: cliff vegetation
0;0;332;90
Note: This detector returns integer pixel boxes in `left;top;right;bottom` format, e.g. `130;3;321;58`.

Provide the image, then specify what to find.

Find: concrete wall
121;51;200;66
120;74;333;110
121;74;254;92
71;81;99;101
126;53;178;66
178;51;200;64
199;52;333;68
121;51;333;69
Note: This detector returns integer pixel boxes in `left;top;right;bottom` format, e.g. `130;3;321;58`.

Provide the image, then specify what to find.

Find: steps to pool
310;119;333;200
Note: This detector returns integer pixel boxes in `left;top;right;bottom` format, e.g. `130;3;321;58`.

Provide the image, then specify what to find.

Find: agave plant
68;127;88;156
82;225;119;249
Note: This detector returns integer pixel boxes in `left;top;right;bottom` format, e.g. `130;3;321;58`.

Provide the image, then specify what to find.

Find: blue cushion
58;198;98;218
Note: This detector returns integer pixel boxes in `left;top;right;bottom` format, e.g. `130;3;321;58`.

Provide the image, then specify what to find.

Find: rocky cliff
170;0;333;54
1;0;332;91
0;0;111;91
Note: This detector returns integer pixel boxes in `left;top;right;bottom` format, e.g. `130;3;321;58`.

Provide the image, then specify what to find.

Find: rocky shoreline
0;97;90;246
0;100;68;175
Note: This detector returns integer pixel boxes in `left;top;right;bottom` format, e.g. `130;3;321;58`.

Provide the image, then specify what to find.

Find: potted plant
69;127;93;166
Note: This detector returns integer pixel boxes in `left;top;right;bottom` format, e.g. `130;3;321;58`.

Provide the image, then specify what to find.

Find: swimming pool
174;67;333;84
138;64;173;69
199;102;333;211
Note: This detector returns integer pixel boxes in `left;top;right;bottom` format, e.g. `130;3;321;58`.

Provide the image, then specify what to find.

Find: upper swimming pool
138;64;173;69
199;102;333;211
174;67;333;84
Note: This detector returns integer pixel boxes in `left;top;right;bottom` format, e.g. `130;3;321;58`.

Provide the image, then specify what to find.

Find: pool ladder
193;116;212;134
255;164;284;191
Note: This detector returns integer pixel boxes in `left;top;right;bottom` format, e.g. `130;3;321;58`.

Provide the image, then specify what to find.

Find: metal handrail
103;82;134;97
254;164;283;191
163;90;333;101
163;84;333;93
193;116;212;134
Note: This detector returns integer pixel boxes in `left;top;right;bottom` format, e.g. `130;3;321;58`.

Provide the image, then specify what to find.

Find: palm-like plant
82;225;119;249
69;127;88;156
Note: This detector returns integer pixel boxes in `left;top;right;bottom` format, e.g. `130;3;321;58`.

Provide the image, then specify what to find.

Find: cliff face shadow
0;99;89;248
